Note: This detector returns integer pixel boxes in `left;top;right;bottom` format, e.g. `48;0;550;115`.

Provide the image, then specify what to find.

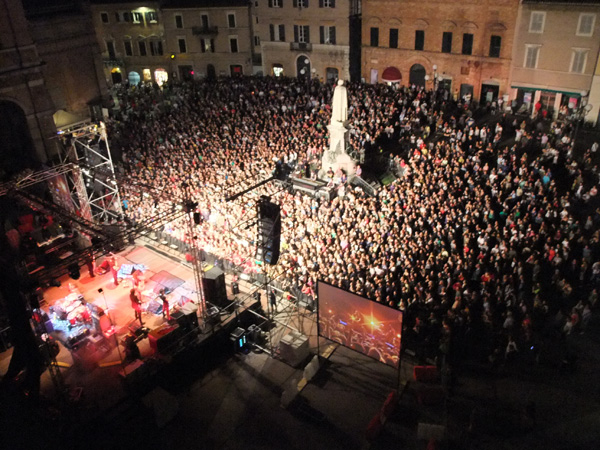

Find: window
178;37;187;53
389;28;398;48
114;12;120;23
138;40;147;56
524;45;540;68
101;12;109;24
293;0;308;7
489;35;501;58
415;30;424;51
577;14;595;36
254;35;260;46
270;24;286;41
230;37;239;53
571;49;588;73
124;40;133;56
269;0;283;6
320;0;335;7
294;25;310;43
106;40;115;59
462;33;473;55
529;11;545;33
122;12;131;22
442;32;452;53
146;11;158;24
201;14;209;28
201;38;215;53
228;13;236;28
320;26;336;44
370;27;379;47
132;12;143;24
175;14;183;29
150;40;163;56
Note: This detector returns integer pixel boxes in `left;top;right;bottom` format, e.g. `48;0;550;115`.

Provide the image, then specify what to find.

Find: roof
162;0;251;8
522;0;600;4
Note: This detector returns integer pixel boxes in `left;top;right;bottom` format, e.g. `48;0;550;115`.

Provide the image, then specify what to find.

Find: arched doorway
128;71;141;86
207;64;216;80
154;68;168;86
409;64;426;88
111;68;122;85
0;101;37;180
296;56;311;79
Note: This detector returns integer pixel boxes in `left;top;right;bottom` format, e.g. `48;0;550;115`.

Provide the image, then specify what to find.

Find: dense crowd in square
108;76;600;365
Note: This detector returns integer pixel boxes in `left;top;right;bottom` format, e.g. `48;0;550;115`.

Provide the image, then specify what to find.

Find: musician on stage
130;288;143;326
110;256;119;286
158;289;170;321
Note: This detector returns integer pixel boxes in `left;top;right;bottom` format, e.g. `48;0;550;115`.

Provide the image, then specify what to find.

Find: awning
382;66;402;83
511;85;585;96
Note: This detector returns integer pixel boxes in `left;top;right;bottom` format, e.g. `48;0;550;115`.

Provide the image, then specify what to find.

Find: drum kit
58;293;91;327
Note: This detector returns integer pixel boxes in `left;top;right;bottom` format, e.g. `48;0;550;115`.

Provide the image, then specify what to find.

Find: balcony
192;26;219;36
290;42;312;52
103;57;125;67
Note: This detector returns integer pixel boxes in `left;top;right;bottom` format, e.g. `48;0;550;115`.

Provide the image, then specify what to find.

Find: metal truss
58;122;123;223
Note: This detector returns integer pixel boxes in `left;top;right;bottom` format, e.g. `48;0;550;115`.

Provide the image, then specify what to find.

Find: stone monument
320;80;356;178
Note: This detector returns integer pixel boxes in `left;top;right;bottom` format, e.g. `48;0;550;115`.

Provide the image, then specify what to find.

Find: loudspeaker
256;196;281;265
202;267;228;307
232;281;240;295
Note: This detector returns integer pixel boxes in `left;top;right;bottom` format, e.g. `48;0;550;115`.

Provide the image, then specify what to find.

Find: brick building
162;0;255;79
257;0;351;83
361;0;519;104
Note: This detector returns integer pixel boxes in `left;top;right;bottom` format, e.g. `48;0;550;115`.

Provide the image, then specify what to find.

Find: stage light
170;54;176;59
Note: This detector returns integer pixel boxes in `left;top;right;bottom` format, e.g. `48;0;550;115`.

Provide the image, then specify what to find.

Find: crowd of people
107;76;599;367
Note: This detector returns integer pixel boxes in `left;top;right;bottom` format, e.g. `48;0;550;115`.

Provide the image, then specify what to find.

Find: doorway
409;64;426;87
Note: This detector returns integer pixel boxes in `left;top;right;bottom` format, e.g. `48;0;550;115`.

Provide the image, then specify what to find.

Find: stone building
257;0;351;83
509;0;600;123
1;0;106;175
90;1;169;86
162;0;255;79
361;0;520;103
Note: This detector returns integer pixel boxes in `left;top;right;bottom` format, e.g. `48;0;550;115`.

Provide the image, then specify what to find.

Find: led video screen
317;281;403;369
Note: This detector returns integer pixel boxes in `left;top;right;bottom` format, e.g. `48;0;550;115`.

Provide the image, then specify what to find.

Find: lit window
132;12;143;24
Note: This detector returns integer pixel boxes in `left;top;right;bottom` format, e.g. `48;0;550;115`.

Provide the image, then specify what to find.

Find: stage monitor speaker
202;267;228;308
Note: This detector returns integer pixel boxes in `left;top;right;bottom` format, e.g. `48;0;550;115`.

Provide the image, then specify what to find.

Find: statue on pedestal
320;80;356;179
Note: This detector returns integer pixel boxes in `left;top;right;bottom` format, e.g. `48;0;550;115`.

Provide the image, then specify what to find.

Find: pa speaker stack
256;196;281;265
202;267;228;307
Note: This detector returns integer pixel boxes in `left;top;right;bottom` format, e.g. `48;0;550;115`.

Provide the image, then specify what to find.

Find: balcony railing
290;42;312;51
192;26;219;36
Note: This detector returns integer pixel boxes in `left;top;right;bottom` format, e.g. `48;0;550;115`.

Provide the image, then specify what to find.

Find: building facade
361;0;519;103
510;0;600;123
256;0;351;82
90;1;169;86
1;0;106;173
162;0;255;79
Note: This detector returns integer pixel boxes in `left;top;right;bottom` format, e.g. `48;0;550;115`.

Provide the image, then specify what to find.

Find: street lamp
424;64;439;99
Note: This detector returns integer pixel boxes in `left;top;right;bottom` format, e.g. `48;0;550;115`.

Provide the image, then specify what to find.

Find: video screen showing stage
317;281;403;369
